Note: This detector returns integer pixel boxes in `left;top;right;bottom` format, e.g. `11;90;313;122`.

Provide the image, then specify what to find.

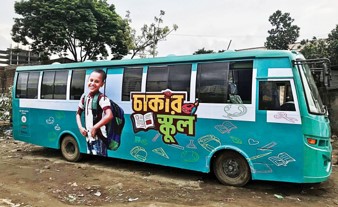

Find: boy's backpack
84;93;125;151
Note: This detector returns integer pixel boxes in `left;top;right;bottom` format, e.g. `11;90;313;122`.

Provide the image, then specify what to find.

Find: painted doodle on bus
130;90;199;145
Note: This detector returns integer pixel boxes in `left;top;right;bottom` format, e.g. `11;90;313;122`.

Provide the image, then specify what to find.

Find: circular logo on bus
21;116;27;123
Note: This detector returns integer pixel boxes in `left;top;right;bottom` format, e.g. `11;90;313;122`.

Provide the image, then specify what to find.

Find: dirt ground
0;124;338;207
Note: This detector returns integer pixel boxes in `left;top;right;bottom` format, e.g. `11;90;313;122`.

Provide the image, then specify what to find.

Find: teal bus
12;50;332;186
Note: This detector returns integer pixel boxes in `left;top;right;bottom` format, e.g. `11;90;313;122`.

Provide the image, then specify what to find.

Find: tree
127;10;178;59
299;25;338;68
265;10;300;50
327;25;338;67
11;0;132;62
193;48;215;55
300;37;329;59
193;48;226;55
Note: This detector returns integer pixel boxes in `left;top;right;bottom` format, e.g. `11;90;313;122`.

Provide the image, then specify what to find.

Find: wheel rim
65;141;76;155
222;159;240;178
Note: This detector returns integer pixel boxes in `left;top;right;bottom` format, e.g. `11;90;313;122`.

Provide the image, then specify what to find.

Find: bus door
254;77;303;181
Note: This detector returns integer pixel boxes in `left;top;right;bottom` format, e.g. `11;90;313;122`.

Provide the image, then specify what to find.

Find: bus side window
146;64;192;100
27;72;39;99
196;61;253;104
146;66;168;92
16;72;39;99
70;70;86;100
196;62;229;103
227;62;253;104
168;64;191;96
259;81;295;111
122;67;143;101
41;70;68;100
16;72;29;98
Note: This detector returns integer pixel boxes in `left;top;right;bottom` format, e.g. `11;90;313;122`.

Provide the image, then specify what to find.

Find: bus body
12;50;332;186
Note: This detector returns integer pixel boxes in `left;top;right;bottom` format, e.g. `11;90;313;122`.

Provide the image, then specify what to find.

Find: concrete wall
0;66;16;95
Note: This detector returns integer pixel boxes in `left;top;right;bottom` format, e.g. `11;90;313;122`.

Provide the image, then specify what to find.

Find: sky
0;0;337;59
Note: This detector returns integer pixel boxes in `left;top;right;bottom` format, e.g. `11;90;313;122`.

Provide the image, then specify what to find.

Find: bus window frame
122;67;143;101
195;60;253;104
15;72;29;99
15;71;40;99
258;80;297;111
145;63;192;101
296;62;326;115
41;70;69;100
70;69;86;100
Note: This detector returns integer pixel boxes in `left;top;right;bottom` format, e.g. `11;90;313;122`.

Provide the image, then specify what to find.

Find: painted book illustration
215;121;237;134
268;152;295;166
132;112;156;131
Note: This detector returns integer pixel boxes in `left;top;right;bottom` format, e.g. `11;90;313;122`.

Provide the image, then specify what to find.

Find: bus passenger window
146;64;192;99
122;67;143;101
27;72;39;99
227;61;253;104
16;72;39;99
146;66;168;92
196;62;229;103
41;71;55;99
54;71;68;99
16;72;29;98
41;70;68;100
70;70;85;100
259;81;295;111
168;64;191;95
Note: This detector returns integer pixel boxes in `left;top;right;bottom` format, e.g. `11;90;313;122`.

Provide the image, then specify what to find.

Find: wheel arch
208;146;253;174
209;146;253;186
57;131;85;153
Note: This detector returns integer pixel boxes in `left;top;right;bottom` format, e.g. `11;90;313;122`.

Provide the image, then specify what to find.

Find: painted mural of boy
76;69;113;156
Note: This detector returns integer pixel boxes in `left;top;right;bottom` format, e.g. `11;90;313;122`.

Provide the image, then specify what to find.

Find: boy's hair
93;69;107;82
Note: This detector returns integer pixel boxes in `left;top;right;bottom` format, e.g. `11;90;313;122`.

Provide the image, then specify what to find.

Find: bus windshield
298;62;326;114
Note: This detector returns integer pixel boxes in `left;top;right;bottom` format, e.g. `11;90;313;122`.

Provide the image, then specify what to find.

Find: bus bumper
303;142;332;183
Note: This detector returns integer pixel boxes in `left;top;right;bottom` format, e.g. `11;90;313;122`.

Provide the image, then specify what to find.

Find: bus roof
16;50;300;71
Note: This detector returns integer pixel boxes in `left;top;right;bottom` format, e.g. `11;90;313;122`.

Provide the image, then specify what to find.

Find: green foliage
127;10;178;59
265;10;300;50
300;37;329;59
0;86;12;121
327;25;338;66
12;0;132;61
300;25;338;67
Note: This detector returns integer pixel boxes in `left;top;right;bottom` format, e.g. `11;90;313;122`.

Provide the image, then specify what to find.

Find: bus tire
61;135;82;162
213;151;251;186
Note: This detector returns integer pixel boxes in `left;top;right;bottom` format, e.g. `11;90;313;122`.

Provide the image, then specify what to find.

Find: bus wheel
61;135;82;162
213;151;251;186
